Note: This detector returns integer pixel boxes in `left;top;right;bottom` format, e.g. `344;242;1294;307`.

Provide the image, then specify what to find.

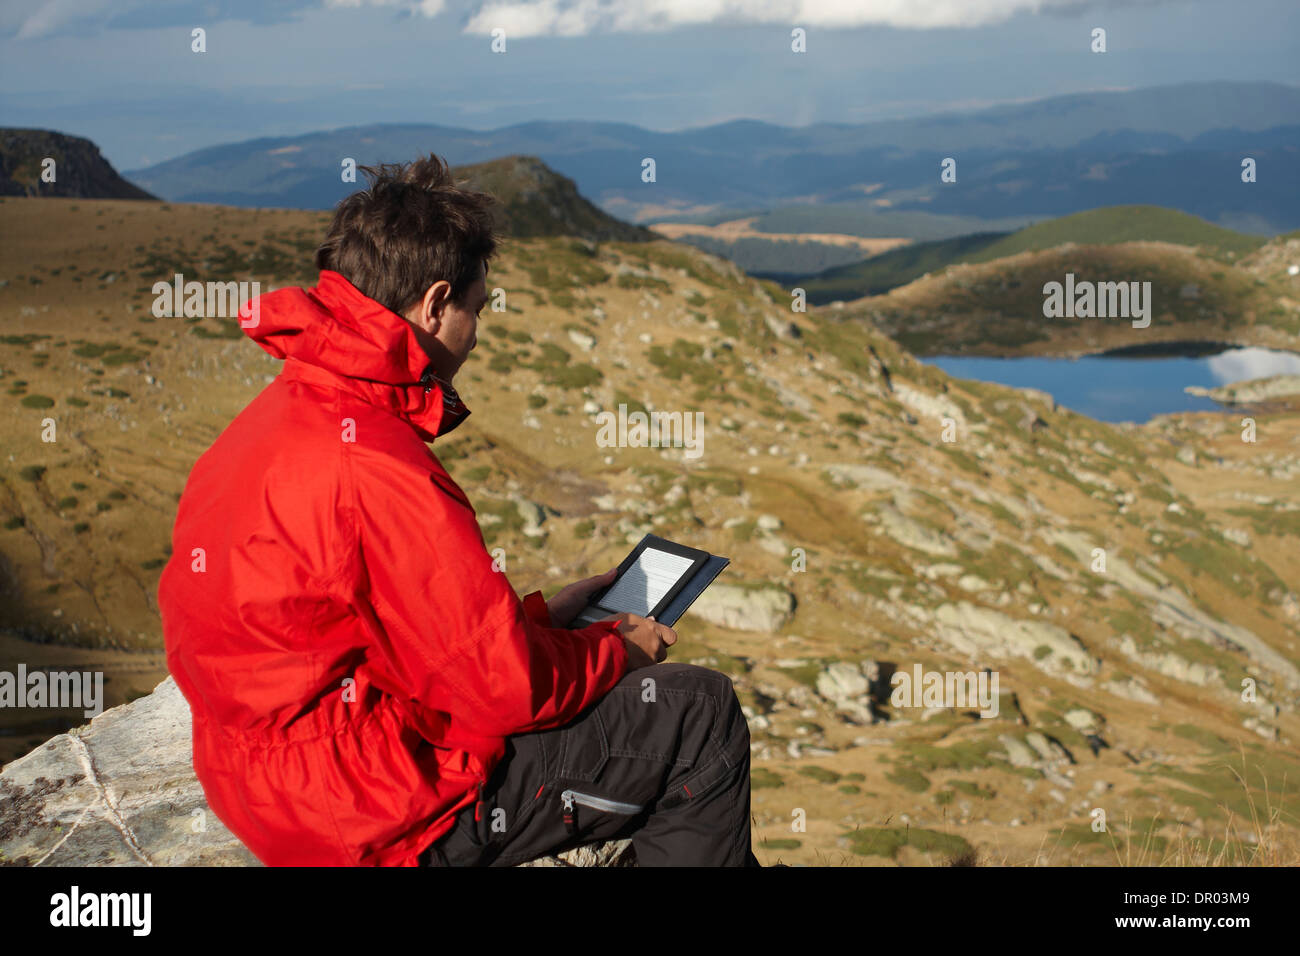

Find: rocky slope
0;130;155;200
0;192;1297;865
453;155;655;244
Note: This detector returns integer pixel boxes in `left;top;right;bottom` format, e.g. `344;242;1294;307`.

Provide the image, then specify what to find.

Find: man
158;154;757;866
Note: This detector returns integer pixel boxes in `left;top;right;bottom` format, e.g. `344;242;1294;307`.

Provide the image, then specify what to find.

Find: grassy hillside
798;206;1273;306
1;196;1298;867
969;206;1268;264
791;233;1007;302
840;238;1300;357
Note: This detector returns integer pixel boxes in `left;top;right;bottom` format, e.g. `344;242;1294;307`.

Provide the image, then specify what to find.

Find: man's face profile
406;259;489;381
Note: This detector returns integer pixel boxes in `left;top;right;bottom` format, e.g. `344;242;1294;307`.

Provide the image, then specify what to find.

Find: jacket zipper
560;788;644;837
474;776;486;822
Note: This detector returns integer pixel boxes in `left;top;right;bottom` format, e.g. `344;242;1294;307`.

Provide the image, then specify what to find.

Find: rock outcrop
686;583;795;632
1185;374;1300;404
0;678;629;867
0;129;156;199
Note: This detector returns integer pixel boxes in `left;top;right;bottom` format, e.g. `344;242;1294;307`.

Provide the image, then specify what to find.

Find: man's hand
546;568;617;628
596;612;677;671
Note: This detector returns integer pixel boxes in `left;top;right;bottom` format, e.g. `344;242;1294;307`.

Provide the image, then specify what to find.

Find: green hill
792;233;1007;303
798;206;1271;305
967;206;1267;264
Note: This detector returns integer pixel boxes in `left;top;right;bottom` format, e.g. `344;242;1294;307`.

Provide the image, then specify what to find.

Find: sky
0;0;1297;171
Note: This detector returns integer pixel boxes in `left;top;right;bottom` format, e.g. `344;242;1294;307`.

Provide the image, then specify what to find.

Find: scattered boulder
932;602;1097;675
894;384;966;430
687;584;795;632
814;661;880;725
823;463;904;492
998;734;1037;768
1101;677;1160;705
1116;636;1219;687
876;504;958;557
763;314;802;340
567;329;596;351
1064;708;1101;732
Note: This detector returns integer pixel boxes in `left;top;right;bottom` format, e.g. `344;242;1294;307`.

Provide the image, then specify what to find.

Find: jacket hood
239;270;470;441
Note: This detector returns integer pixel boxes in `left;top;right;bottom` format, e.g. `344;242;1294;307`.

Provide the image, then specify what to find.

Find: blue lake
925;345;1300;424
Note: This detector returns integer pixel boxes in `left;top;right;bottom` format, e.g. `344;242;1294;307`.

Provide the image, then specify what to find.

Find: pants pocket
555;707;610;782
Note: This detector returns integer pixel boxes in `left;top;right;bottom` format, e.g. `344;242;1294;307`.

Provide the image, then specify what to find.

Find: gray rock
998;734;1037;768
812;661;881;725
1184;374;1300;404
1116;636;1219;687
513;497;555;538
1017;387;1056;412
686;583;795;632
823;463;904;492
1064;708;1101;732
0;678;634;867
1025;732;1068;763
0;677;257;867
567;329;597;351
932;602;1097;675
876;504;958;558
763;313;802;340
1045;527;1300;690
1222;526;1252;547
815;662;869;701
893;384;966;428
1101;677;1160;705
518;838;636;866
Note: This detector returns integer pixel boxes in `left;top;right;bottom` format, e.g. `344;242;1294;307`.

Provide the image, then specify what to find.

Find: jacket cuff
521;589;553;627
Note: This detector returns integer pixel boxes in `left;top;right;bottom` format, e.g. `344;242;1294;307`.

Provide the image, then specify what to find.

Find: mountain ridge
118;82;1300;232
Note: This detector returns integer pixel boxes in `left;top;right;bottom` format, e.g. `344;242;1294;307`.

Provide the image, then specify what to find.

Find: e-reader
565;534;730;629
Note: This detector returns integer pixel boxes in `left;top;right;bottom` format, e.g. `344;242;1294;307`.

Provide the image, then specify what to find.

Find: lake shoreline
923;343;1300;424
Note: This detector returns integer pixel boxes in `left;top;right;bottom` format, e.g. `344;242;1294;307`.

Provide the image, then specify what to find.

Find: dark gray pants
422;662;759;867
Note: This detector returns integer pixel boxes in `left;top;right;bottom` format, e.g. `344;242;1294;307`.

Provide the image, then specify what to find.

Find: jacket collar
241;270;471;442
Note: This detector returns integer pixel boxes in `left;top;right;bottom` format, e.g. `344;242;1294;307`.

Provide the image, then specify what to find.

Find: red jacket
158;270;628;866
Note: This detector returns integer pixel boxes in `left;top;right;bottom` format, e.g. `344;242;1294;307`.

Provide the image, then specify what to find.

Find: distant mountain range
0;131;650;244
121;82;1300;234
1;129;154;200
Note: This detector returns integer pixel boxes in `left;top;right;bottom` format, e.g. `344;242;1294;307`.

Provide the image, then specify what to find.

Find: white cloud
325;0;446;15
13;0;113;40
1207;347;1300;385
460;0;1157;37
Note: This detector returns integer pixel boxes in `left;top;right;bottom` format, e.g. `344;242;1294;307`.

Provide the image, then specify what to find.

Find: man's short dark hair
315;154;498;316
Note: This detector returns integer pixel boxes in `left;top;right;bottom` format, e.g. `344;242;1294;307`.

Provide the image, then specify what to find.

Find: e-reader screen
596;547;697;617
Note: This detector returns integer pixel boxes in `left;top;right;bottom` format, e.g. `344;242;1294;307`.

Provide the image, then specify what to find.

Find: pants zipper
560;788;644;836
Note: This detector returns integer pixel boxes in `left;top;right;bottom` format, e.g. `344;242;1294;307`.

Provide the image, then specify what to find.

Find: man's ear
410;280;453;332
